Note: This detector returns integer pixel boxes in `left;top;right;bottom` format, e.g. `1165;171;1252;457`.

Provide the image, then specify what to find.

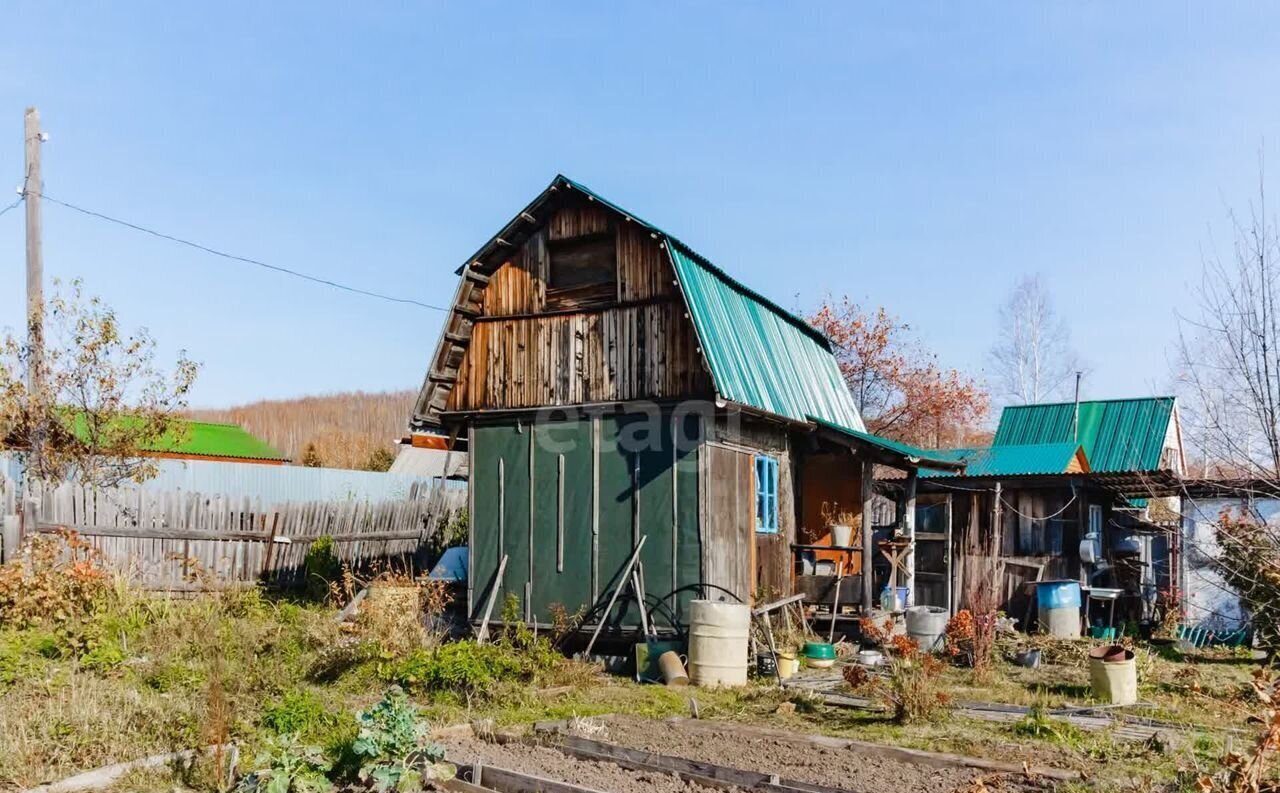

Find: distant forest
191;389;415;470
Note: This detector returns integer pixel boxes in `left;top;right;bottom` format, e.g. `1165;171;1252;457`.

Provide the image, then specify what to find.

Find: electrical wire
0;195;23;220
34;191;450;312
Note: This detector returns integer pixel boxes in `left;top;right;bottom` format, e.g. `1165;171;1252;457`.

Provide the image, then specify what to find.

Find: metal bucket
1088;646;1137;705
905;605;948;653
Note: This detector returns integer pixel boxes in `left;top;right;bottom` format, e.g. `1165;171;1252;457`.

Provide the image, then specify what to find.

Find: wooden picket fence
13;477;466;591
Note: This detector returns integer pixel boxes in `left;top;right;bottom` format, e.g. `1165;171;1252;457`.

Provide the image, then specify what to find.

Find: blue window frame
755;455;779;534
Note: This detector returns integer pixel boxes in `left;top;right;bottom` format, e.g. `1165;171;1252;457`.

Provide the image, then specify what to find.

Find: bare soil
596;715;1059;793
441;734;730;793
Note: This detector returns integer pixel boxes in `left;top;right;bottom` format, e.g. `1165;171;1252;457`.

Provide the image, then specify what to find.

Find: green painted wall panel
597;414;640;628
470;426;502;618
530;420;594;623
472;423;532;620
674;411;703;626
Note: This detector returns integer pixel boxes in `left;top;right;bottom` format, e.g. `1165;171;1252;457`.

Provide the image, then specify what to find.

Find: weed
351;687;454;791
235;734;333;793
303;537;341;602
1010;706;1086;746
847;618;950;724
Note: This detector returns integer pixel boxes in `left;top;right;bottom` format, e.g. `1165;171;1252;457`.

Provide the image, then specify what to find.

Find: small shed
899;397;1185;623
411;175;961;632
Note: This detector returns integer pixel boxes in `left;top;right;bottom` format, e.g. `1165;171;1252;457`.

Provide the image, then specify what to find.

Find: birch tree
989;275;1079;404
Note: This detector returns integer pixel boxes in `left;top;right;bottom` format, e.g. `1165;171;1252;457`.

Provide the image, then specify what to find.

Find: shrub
388;641;523;701
262;689;356;750
303;537;341;601
0;531;108;627
846;617;950;724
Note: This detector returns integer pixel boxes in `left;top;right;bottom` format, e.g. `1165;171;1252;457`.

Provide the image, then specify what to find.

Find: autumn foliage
810;297;988;448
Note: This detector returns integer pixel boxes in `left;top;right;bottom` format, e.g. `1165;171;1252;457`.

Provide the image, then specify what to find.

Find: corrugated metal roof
919;442;1087;479
808;416;963;470
993;397;1175;473
388;446;468;479
670;245;865;430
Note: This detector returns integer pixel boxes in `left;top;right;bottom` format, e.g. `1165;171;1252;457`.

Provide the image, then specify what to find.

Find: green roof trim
67;413;287;462
993;397;1175;473
808;416;963;470
919;442;1087;479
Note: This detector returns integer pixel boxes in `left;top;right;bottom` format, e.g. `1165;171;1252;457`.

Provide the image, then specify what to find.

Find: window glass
755;455;778;533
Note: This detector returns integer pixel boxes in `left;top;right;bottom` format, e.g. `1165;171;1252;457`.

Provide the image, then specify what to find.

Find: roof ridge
1003;396;1176;409
554;175;832;349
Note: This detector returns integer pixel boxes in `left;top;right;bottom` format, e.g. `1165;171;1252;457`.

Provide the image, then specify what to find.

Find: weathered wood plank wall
446;205;710;412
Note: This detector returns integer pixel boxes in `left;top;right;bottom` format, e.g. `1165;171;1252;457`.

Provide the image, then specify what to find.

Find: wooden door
703;443;753;603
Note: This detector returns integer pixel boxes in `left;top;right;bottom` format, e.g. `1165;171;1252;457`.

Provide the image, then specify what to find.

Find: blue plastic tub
1036;580;1082;610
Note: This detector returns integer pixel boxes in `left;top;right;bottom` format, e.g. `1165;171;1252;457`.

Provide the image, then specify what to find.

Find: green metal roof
993;397;1175;473
67;413;287;462
670;245;865;430
808;416;963;470
919;442;1086;479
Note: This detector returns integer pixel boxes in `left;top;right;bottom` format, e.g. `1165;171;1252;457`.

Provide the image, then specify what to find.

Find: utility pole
22;107;44;539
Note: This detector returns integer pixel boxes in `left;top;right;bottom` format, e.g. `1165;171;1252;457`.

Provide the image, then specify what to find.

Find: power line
0;195;23;220
35;191;450;312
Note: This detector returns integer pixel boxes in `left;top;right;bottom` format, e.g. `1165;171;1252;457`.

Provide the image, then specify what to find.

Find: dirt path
595;716;1056;793
440;734;732;793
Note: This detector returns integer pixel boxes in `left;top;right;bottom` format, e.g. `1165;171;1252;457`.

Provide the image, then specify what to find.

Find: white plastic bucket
687;600;750;687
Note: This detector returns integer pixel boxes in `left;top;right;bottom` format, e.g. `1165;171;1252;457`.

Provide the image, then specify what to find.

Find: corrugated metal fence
3;475;466;591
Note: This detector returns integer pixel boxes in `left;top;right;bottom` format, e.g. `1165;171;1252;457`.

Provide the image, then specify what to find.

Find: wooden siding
704;416;795;600
481;210;673;318
702;442;754;602
447;203;712;413
449;303;708;410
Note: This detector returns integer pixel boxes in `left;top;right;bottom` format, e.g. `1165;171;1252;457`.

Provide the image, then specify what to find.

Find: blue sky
1;3;1278;410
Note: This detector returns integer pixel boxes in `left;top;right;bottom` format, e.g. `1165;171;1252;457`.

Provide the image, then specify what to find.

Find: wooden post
944;492;954;615
583;535;647;657
860;458;875;611
903;468;917;604
475;554;509;644
991;481;1003;603
21;108;44;543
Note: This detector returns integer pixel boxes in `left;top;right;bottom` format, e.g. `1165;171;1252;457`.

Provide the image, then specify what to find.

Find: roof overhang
806;416;966;472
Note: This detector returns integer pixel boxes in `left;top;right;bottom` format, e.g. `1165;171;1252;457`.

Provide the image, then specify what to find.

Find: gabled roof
993;397;1176;473
414;174;865;433
918;442;1089;479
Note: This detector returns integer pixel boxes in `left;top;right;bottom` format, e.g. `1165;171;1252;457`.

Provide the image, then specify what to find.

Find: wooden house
902;397;1185;625
410;175;962;632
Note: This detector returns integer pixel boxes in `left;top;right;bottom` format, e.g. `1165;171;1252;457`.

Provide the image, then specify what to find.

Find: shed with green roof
412;175;959;632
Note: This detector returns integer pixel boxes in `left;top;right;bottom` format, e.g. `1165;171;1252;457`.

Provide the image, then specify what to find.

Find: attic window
546;232;616;309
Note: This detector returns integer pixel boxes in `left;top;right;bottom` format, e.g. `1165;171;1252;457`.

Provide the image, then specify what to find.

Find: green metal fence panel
530;419;594;623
